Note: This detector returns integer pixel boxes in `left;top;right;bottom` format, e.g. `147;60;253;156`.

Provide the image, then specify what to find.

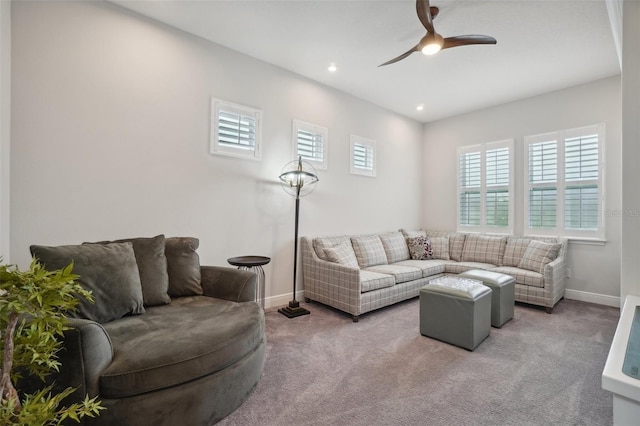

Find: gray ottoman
420;276;492;351
459;270;516;328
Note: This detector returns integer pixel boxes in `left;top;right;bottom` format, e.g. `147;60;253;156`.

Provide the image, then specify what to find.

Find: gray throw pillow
165;237;203;297
30;242;145;323
85;235;171;307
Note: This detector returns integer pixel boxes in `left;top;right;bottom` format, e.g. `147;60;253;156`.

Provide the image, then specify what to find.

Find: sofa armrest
19;318;113;402
301;237;362;316
542;254;567;307
200;265;258;302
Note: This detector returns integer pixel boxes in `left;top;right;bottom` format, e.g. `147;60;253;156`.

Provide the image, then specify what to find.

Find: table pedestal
227;256;271;308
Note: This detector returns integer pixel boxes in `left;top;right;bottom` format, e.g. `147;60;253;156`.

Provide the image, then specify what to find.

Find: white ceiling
110;0;621;123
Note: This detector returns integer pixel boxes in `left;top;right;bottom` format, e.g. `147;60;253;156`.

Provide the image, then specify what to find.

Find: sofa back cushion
425;231;464;261
30;242;145;323
518;240;562;274
323;241;359;268
165;237;203;297
462;234;508;265
85;235;171;307
351;235;388;268
313;236;351;261
447;233;467;261
400;229;427;239
503;238;533;267
379;232;410;263
503;236;561;267
429;236;450;260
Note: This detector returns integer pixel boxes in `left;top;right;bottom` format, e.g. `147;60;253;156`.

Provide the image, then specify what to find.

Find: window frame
457;139;514;234
523;123;605;240
350;135;376;177
292;119;328;170
210;98;262;161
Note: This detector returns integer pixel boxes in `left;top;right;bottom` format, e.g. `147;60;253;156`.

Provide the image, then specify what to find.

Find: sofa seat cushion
359;270;396;293
100;296;264;398
364;264;422;284
490;266;544;288
394;259;447;277
444;261;497;275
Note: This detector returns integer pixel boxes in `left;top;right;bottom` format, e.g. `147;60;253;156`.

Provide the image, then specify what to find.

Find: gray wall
10;1;424;307
1;0;10;261
9;0;630;308
621;0;640;302
422;76;622;306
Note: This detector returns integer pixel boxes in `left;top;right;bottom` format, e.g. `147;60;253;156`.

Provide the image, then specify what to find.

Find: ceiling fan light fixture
421;42;441;55
420;33;444;55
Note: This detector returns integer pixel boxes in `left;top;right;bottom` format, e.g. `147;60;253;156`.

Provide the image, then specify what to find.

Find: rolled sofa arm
19;318;113;403
200;265;257;302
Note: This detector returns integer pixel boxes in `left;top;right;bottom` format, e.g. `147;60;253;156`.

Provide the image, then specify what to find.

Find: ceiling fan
379;0;497;66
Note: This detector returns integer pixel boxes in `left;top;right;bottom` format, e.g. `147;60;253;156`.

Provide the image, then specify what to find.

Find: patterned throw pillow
406;236;434;260
324;242;359;268
518;240;562;274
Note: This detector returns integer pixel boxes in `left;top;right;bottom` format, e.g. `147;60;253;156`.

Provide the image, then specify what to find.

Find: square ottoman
420;276;492;351
459;269;516;328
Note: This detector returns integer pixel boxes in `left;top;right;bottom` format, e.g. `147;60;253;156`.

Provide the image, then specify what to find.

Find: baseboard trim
267;289;621;310
264;290;305;310
564;289;620;308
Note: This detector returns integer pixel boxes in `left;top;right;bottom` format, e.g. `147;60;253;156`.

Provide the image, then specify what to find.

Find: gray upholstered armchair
22;235;265;425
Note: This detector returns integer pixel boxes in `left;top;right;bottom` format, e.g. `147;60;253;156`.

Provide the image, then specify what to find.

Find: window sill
567;238;607;246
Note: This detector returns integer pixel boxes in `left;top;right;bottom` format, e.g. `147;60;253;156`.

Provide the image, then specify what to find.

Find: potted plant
0;259;104;424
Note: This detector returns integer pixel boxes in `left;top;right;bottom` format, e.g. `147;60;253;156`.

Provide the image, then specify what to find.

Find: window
350;135;376;177
457;140;514;233
293;120;328;170
524;124;604;239
210;98;262;160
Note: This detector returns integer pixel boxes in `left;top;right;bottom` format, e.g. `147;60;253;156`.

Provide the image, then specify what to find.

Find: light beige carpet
219;298;619;426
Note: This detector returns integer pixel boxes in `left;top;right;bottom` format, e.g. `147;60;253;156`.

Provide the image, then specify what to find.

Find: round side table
227;255;271;308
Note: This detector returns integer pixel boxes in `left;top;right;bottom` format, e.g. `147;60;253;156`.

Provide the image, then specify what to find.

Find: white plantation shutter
524;124;604;239
218;110;256;149
485;147;510;227
350;135;376;177
459;151;481;226
527;140;558;229
564;133;599;230
457;140;513;233
210;98;262;160
293;120;328;170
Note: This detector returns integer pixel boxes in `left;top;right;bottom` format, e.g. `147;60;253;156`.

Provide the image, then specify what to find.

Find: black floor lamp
278;156;318;318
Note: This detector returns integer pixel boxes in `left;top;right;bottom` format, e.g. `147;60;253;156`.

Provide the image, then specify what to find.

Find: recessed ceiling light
328;63;338;73
416;104;424;111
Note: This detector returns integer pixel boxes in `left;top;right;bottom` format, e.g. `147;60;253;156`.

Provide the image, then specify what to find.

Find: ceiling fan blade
442;35;497;50
430;6;440;20
416;0;435;33
378;45;419;67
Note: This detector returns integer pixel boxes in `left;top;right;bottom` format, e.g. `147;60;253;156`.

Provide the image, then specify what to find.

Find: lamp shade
279;156;319;198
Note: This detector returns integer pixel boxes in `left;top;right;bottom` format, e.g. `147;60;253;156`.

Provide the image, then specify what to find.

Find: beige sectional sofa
301;230;567;321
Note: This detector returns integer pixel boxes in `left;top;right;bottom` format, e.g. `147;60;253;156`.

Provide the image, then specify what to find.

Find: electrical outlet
567;268;572;278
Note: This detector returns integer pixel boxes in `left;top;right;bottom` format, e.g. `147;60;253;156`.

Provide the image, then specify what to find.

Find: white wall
0;0;10;261
422;76;622;306
621;0;640;302
10;1;423;307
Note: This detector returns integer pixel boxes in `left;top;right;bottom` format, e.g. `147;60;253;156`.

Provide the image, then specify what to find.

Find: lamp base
278;300;310;318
